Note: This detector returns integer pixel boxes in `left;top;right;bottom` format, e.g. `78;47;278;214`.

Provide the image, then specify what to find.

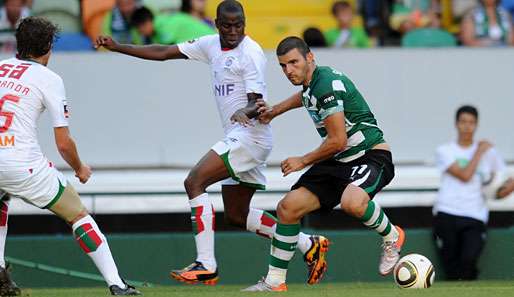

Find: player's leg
0;193;20;296
49;185;140;295
243;187;321;291
171;150;230;284
223;184;314;255
339;150;403;275
459;217;486;280
433;212;461;280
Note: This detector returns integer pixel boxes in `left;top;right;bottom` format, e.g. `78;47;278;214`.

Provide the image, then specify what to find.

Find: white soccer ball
393;254;435;289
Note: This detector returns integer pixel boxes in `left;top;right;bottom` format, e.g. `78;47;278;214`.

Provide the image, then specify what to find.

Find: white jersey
178;34;272;143
0;57;68;170
434;142;506;223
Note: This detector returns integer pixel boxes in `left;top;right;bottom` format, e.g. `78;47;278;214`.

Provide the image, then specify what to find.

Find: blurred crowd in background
0;0;513;52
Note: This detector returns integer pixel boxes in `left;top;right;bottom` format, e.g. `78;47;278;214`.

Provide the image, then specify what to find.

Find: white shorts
211;131;272;190
0;158;67;209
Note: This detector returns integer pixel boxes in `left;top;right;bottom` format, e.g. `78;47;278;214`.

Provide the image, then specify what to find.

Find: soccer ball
393;254;435;289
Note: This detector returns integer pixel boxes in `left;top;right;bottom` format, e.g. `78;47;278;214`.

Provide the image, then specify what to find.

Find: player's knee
277;199;302;222
184;172;203;196
223;211;246;228
68;208;89;225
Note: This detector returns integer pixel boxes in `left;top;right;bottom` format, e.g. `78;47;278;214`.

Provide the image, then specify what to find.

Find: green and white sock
360;200;398;242
265;223;300;286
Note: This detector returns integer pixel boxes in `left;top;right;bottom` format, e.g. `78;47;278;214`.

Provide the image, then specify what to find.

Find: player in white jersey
96;0;329;286
0;17;140;296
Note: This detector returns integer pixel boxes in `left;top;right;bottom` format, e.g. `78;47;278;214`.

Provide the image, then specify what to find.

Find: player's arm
54;127;91;184
497;178;514;199
95;36;187;61
257;92;303;124
281;112;347;176
230;92;263;126
446;141;492;182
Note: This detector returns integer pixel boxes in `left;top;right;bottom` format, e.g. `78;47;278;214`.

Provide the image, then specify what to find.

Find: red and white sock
189;193;216;271
247;208;312;254
0;200;9;268
72;215;125;288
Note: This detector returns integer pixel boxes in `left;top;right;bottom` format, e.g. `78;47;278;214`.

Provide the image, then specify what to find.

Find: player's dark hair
276;36;311;58
131;6;154;27
15;16;59;60
181;0;192;13
303;27;327;48
332;1;352;16
456;105;479;122
216;0;245;19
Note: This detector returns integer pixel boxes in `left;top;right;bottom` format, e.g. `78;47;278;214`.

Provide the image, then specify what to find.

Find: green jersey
302;66;385;162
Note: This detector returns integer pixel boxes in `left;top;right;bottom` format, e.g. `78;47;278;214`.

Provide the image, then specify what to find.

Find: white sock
0;199;8;268
72;215;125;288
247;208;312;254
189;193;216;271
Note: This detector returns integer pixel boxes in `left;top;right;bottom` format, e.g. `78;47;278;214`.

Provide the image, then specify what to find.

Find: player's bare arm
446;140;492;182
230;92;263;127
54;127;91;184
497;178;514;199
95;36;187;61
281;112;347;176
257;92;303;124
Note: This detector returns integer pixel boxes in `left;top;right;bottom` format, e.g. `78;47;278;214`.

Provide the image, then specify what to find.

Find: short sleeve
42;75;69;128
487;148;507;172
177;35;212;64
316;79;347;120
241;50;266;95
436;146;454;173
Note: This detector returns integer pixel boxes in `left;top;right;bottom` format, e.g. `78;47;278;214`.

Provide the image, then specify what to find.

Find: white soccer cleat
379;226;406;275
241;278;287;292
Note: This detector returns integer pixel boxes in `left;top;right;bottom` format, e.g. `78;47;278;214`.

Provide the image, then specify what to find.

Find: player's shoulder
312;66;349;95
240;36;265;57
188;33;219;48
436;142;455;154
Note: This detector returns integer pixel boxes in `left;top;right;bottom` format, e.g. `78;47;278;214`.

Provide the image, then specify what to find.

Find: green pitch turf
19;281;514;297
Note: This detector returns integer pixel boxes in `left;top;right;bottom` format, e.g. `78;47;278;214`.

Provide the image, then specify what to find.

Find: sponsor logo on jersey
323;95;335;104
225;56;235;67
63;101;69;118
214;83;235;96
0;135;14;148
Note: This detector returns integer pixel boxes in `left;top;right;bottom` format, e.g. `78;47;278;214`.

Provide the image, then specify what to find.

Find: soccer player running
244;37;405;291
95;0;328;286
0;17;140;296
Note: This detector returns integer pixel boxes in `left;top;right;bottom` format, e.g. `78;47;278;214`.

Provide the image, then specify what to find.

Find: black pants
433;212;486;280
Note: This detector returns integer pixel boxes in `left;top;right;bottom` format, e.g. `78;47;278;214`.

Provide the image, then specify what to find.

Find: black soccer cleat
0;264;21;296
109;280;141;296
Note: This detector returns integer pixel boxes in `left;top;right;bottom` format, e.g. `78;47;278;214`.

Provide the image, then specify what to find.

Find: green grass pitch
19;281;514;297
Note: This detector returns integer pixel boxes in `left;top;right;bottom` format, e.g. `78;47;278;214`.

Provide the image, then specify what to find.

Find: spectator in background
325;1;371;48
131;6;215;45
102;0;142;44
181;0;214;28
0;0;29;52
390;0;440;36
303;27;327;47
434;105;514;281
358;0;393;46
461;0;514;46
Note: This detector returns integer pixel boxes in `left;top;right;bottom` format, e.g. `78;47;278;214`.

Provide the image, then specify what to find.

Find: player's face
216;12;245;49
137;21;154;37
456;113;478;138
278;48;313;86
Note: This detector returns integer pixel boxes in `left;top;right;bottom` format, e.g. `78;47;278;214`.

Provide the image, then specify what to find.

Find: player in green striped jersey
244;37;405;291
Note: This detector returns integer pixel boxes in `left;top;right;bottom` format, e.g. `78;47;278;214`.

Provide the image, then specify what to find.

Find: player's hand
281;157;307;177
94;35;119;51
75;164;92;184
257;99;274;124
477;140;492;155
231;109;253;127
